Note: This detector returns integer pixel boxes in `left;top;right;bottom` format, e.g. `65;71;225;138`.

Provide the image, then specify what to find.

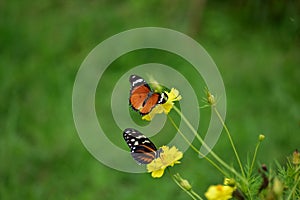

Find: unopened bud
180;179;192;191
292;149;300;165
224;178;236;187
174;173;192;191
273;177;283;196
207;91;216;105
259;134;265;141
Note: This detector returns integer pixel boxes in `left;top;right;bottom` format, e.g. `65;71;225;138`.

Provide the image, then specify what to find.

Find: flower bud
180;179;192;191
174;173;192;191
207;91;216;105
273;177;283;196
259;134;265;141
224;178;236;187
292;149;300;165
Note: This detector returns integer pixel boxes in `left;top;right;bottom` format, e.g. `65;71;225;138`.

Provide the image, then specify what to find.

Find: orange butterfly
129;75;168;115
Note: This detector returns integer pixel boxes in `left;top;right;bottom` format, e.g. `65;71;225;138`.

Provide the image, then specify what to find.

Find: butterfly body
129;75;168;115
123;128;161;164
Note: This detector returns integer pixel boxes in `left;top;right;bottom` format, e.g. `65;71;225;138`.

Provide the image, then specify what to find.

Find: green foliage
0;1;299;199
276;157;300;199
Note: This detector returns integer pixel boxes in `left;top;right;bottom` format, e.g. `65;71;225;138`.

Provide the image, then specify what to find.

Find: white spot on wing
158;93;165;104
132;79;144;86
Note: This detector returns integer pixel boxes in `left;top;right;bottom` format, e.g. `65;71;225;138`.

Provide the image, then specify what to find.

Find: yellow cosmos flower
162;88;182;113
147;146;183;178
142;88;182;121
204;185;235;200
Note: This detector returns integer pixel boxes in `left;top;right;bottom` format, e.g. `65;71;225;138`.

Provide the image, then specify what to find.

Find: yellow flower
204;185;235;200
142;88;182;121
162;88;182;113
147;146;183;178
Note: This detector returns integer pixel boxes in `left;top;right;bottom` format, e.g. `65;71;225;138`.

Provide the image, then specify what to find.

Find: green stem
248;140;261;177
173;106;247;184
190;190;203;200
168;116;229;177
168;170;202;200
213;106;246;178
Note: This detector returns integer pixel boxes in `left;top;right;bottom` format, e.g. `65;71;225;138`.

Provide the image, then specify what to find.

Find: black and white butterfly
123;128;162;164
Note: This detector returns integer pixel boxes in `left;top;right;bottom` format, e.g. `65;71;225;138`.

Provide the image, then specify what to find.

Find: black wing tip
123;128;143;136
123;128;134;133
129;74;149;86
157;92;168;104
129;74;136;79
129;74;142;81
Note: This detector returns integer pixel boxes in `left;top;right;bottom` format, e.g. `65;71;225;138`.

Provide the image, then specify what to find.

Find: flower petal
147;145;183;178
141;88;181;121
151;168;165;178
205;185;234;200
142;105;165;121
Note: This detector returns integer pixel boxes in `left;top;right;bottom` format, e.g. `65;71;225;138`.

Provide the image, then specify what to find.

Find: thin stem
213;106;246;178
190;190;203;200
168;169;202;200
173;106;247;184
168;116;229;177
249;140;261;177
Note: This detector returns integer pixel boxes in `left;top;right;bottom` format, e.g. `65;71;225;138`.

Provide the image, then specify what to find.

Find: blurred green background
1;0;299;199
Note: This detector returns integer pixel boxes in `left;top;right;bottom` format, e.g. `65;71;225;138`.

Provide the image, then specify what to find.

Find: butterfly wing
139;93;160;115
129;75;168;115
129;85;151;111
131;145;157;164
123;128;159;164
129;75;152;112
129;75;148;89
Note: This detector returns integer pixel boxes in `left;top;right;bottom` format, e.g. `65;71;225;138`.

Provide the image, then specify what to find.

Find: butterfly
123;128;162;164
129;75;168;115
